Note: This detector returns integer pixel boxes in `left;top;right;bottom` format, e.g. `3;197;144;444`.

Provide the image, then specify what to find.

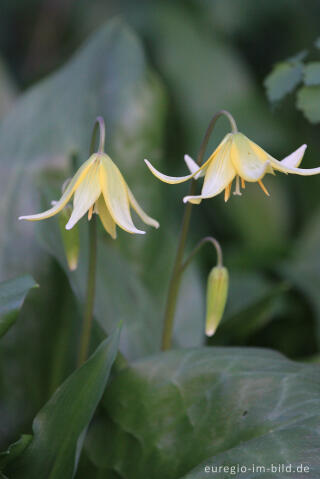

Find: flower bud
58;205;79;271
206;266;228;336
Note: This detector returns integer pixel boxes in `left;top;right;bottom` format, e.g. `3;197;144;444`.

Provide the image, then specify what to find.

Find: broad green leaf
296;85;320;123
5;326;120;479
0;20;203;357
0;20;165;279
85;347;320;478
0;435;32;470
265;61;303;103
303;61;320;86
0;275;37;338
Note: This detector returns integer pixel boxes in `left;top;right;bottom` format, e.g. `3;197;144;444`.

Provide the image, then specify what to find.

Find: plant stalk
161;110;236;351
77;214;97;366
77;116;105;366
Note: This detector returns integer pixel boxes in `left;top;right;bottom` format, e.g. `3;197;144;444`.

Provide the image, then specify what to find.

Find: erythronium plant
145;110;320;350
19;117;159;364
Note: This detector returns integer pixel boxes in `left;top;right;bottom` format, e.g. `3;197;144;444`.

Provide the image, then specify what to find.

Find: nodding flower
145;132;320;204
19;151;159;239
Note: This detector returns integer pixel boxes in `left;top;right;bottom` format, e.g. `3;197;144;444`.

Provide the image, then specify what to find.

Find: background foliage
1;1;320;477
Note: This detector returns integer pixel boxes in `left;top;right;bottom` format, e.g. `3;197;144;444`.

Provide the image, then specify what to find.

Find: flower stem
77;214;97;366
77;116;105;366
161;110;236;351
180;236;223;274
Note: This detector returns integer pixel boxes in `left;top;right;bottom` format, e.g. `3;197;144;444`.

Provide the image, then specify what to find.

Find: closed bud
58;205;80;271
206;266;228;336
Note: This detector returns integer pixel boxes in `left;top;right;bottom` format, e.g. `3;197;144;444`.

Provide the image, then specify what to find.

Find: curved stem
181;237;223;274
161;110;236;351
91;116;106;154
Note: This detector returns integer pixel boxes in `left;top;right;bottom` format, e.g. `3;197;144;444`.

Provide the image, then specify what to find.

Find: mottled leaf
85;347;320;478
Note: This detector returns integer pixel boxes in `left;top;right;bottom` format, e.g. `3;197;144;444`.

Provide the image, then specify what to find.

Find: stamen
224;183;231;202
241;178;246;189
258;180;270;196
233;175;242;196
88;205;94;220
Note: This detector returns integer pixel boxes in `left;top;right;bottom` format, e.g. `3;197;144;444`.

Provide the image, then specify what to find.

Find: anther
88;205;94;220
258;180;270;196
224;183;231;202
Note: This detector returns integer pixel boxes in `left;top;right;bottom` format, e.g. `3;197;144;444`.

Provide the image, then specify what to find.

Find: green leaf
0;275;37;338
85;347;320;478
264;61;303;103
0;20;203;359
303;61;320;86
0;435;32;470
0;20;165;278
296;85;320;123
5;326;120;479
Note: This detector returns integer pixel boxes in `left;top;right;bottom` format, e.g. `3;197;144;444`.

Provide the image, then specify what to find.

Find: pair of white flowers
20;131;320;237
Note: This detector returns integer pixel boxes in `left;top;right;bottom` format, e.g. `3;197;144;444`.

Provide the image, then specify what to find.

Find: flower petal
269;144;320;175
184;139;236;204
231;134;273;181
280;144;307;168
184;154;205;179
127;187;159;229
145;134;232;186
19;157;93;221
65;160;101;230
96;195;117;239
99;155;145;235
269;158;320;175
144;159;196;184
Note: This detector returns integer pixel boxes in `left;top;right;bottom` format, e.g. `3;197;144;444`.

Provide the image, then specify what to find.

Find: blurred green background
1;0;320;451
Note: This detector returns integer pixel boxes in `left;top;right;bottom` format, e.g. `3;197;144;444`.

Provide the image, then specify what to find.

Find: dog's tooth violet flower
145;132;320;204
19;153;159;238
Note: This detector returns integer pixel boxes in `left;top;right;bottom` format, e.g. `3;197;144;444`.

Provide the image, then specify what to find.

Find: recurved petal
144;159;204;184
66;160;101;230
96;195;117;239
270;157;320;175
280;144;307;168
231;134;273;181
99;155;145;235
269;144;320;175
19;157;93;221
127;187;159;229
183;141;236;204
